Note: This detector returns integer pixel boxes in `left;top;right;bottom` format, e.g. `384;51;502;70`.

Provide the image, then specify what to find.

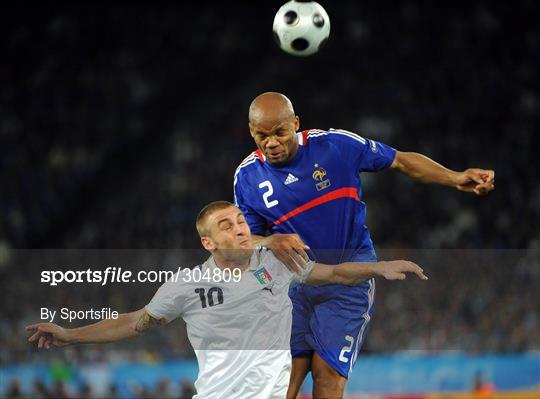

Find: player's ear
293;116;300;132
248;122;256;138
201;236;215;251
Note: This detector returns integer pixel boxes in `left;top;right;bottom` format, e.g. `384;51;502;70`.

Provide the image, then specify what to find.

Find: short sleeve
327;128;397;172
234;171;267;236
145;278;184;323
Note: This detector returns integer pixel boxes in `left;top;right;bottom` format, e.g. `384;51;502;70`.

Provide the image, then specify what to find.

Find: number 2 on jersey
259;180;279;208
339;335;355;363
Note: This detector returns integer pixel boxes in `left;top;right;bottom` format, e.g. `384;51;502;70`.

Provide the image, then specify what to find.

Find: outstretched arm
304;260;428;286
26;308;166;349
390;151;495;195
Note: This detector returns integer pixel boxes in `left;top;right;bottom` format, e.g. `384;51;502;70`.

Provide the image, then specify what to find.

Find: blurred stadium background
1;1;539;398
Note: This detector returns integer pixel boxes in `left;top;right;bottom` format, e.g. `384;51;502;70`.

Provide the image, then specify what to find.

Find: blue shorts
289;278;376;378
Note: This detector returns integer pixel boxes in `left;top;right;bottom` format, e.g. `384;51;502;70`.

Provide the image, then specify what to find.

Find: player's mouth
239;239;252;247
267;151;284;160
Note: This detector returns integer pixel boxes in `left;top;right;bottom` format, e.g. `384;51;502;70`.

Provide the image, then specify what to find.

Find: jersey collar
207;250;260;272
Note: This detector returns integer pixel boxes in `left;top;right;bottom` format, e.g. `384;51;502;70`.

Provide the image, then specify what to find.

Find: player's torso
193;349;291;399
241;132;373;262
181;251;293;351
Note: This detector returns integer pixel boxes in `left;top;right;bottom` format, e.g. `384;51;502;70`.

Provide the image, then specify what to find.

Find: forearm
331;262;378;285
394;152;458;186
252;234;267;245
306;262;379;286
69;309;143;344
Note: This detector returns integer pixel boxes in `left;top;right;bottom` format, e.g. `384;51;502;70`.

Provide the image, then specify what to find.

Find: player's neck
283;135;299;164
287;141;298;164
289;138;299;159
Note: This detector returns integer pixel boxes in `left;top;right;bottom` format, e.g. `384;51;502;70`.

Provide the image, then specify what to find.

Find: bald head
248;92;300;166
248;92;295;127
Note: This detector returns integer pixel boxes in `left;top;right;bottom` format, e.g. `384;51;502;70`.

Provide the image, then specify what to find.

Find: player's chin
266;154;288;166
238;239;254;249
230;248;253;264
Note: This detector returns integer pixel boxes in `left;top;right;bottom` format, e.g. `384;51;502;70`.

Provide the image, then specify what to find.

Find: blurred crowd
3;2;538;251
1;1;539;397
4;377;196;399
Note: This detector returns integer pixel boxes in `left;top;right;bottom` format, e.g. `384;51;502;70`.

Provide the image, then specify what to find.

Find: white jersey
146;248;313;399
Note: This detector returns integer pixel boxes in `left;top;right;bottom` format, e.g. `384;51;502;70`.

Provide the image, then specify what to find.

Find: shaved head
248;92;301;166
248;92;295;127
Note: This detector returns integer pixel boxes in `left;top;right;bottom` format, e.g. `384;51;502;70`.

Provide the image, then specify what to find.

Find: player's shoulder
254;245;271;260
234;150;265;181
304;128;367;146
257;246;286;272
257;246;273;259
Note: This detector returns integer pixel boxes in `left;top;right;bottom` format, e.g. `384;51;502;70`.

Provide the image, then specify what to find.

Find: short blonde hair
196;201;236;237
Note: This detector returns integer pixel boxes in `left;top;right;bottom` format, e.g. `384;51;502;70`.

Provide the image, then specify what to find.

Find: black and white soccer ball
273;1;330;57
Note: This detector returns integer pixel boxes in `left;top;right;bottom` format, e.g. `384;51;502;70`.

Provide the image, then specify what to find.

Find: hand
454;168;495;196
377;260;428;281
260;234;310;274
26;323;72;349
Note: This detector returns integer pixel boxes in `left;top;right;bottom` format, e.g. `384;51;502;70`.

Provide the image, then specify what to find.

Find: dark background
2;1;538;250
1;1;539;397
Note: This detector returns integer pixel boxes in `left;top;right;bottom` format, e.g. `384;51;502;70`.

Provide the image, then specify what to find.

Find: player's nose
234;223;245;236
266;135;279;147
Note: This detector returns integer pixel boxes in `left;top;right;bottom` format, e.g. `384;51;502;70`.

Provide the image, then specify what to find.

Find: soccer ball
273;0;330;57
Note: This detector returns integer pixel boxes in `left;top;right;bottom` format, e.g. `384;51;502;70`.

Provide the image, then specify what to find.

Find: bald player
233;92;495;398
26;201;426;399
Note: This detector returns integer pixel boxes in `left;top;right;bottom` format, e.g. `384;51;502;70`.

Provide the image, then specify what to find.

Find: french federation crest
253;267;273;285
312;164;331;191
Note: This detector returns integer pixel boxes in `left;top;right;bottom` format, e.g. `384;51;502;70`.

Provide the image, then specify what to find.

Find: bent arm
252;234;267;245
252;233;310;274
390;151;459;186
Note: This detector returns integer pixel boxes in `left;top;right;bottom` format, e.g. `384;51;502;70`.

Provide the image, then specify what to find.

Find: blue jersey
234;129;396;264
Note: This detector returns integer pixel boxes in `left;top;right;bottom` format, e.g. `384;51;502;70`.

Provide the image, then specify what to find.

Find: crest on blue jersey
312;164;331;191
